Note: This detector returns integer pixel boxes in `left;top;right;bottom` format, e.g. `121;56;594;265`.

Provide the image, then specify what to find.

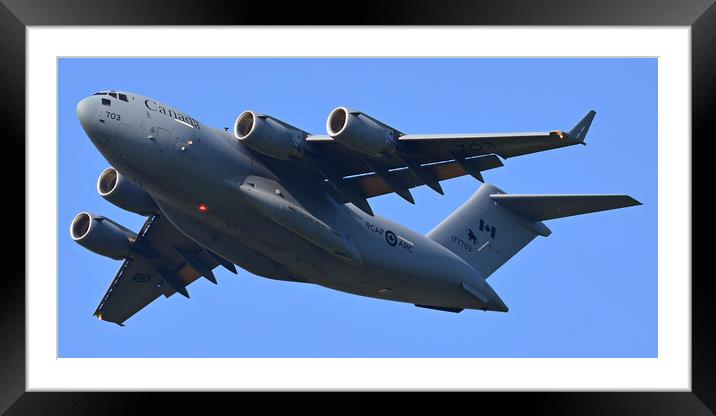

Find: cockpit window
118;93;128;102
108;92;117;98
101;98;111;106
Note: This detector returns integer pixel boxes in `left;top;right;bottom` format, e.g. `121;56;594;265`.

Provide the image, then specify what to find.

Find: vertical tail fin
427;184;547;279
427;183;640;279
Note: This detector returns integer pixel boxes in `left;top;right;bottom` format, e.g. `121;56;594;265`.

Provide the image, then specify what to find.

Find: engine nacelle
97;167;158;216
326;107;398;157
70;212;136;260
234;111;304;160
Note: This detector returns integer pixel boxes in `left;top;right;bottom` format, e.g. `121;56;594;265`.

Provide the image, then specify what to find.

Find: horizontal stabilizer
427;183;640;280
490;194;641;221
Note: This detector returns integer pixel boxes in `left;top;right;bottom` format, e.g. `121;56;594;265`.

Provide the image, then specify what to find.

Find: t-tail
427;183;641;282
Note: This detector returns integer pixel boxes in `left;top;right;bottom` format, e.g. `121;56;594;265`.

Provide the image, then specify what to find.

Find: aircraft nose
76;96;97;133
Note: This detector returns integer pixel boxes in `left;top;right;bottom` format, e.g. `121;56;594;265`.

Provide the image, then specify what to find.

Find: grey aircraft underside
70;90;641;325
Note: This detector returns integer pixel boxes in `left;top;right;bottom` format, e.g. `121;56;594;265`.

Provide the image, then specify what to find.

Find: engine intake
326;107;397;157
97;167;158;216
70;212;136;260
234;111;304;160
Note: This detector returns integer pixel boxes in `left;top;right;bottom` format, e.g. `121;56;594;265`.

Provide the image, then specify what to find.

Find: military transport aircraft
71;90;640;325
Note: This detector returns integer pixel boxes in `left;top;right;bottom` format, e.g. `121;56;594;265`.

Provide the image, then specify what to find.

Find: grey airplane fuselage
76;91;502;310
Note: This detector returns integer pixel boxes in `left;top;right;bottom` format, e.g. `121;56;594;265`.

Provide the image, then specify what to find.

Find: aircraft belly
153;200;291;279
153;192;346;281
309;266;484;309
303;206;488;307
150;169;484;308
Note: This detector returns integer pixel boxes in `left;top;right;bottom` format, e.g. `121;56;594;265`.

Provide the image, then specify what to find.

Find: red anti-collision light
197;203;208;213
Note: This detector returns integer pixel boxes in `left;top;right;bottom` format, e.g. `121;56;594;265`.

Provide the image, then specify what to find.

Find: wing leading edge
397;110;595;159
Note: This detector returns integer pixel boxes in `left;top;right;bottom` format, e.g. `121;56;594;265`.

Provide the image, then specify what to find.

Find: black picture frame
2;0;711;414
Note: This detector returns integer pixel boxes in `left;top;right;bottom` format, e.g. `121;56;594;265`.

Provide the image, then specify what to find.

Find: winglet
568;110;596;143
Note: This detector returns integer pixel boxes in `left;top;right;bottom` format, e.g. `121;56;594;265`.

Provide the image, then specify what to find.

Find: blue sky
58;58;656;358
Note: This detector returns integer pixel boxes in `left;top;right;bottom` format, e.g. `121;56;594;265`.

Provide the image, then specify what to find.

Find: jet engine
97;167;158;216
234;111;305;160
70;212;136;260
326;107;398;157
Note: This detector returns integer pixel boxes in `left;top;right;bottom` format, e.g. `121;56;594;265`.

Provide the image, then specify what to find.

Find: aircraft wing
93;215;235;325
397;130;581;159
303;111;595;214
